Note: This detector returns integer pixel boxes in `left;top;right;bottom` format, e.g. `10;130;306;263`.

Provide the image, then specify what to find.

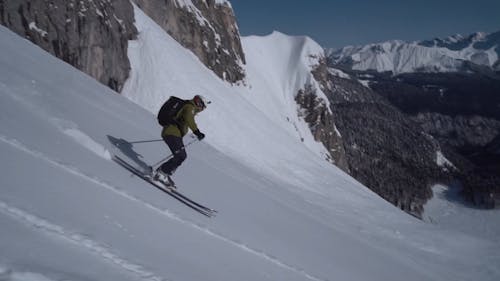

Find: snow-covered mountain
123;5;332;173
329;31;500;74
124;4;455;218
2;5;500;281
0;0;457;214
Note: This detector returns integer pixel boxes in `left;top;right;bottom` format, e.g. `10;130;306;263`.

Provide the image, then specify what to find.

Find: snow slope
424;185;500;243
122;6;332;190
1;16;499;281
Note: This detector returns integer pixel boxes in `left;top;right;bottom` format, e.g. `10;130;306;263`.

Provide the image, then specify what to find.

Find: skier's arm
183;104;199;133
183;104;205;140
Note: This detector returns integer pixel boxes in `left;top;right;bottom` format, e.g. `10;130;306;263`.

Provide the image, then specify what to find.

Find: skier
152;95;208;188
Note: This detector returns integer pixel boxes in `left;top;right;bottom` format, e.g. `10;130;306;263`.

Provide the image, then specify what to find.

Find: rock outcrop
295;84;349;172
0;0;137;92
132;0;245;83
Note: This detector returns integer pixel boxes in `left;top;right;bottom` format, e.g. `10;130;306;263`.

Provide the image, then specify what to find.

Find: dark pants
160;135;186;175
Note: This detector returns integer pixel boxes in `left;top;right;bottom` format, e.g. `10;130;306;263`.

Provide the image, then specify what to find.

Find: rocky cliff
132;0;245;83
295;83;349;172
290;56;348;171
0;0;137;92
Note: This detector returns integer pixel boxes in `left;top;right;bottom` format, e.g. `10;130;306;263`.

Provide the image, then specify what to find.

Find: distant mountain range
328;31;500;74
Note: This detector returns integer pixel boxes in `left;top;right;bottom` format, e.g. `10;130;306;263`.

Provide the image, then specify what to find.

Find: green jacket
162;100;199;138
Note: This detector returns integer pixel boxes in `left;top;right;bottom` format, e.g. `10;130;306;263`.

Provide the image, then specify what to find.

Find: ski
112;155;216;217
170;189;217;213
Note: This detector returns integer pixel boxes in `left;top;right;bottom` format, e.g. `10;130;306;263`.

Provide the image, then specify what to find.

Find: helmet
193;95;210;110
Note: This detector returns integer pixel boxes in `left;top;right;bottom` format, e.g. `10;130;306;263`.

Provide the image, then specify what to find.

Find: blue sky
230;0;500;48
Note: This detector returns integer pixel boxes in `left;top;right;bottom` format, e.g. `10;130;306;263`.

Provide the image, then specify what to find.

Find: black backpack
157;96;188;126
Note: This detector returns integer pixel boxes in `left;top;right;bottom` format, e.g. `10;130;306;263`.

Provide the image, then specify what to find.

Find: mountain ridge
328;30;500;74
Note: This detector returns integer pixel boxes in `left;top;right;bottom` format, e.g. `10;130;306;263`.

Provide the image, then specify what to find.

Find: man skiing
152;95;208;188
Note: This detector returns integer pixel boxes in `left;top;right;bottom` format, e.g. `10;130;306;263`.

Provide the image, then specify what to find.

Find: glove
194;129;205;141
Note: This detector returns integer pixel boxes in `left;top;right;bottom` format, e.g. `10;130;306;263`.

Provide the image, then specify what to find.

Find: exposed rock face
296;59;349;172
132;0;245;83
295;84;349;172
0;0;137;92
317;67;447;217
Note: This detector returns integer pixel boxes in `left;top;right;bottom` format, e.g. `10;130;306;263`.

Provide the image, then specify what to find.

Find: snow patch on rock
436;150;455;171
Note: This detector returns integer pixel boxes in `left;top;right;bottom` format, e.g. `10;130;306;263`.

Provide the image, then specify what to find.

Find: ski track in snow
0;134;326;281
0;201;165;281
0;264;57;281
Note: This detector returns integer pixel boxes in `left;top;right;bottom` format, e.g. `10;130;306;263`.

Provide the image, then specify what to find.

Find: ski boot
151;167;176;190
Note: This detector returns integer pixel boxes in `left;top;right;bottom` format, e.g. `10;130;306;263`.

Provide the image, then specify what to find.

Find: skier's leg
160;135;186;175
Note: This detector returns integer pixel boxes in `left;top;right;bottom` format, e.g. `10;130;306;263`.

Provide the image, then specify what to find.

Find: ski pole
151;138;199;170
129;139;163;144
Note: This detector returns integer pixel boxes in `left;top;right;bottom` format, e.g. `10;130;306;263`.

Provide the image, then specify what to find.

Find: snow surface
1;13;500;281
424;185;500;243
